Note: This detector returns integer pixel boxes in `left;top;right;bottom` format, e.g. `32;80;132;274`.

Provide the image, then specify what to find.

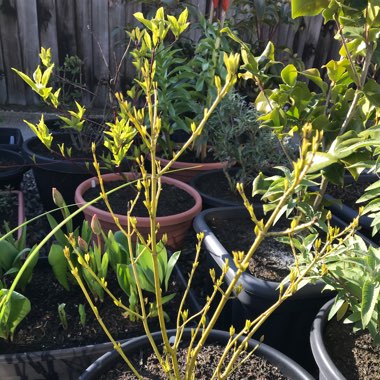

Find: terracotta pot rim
75;172;202;225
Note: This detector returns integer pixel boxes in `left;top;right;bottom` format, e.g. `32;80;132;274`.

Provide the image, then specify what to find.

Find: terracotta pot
75;172;202;249
155;155;228;183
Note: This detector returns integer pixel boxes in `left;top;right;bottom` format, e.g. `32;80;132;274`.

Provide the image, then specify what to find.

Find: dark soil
100;343;290;379
195;170;259;205
326;182;371;210
176;149;219;164
83;181;195;217
209;217;293;282
0;155;20;173
0;190;18;234
0;263;181;354
324;318;380;380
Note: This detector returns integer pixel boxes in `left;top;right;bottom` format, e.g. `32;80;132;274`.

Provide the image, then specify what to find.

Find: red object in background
222;0;230;11
213;0;219;7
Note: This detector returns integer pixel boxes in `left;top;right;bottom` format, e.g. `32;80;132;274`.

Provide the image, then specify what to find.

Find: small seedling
58;303;68;330
78;304;86;327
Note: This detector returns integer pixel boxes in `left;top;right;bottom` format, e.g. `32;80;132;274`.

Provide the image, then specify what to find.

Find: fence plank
124;1;141;85
91;0;110;107
16;0;40;104
0;31;7;104
56;0;78;64
109;0;126;93
0;0;26;104
37;0;59;64
75;0;93;105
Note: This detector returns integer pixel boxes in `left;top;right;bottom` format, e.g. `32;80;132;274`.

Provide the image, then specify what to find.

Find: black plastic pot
310;299;345;380
0;127;23;151
193;206;337;372
21;134;99;222
0;149;28;189
324;173;379;242
190;169;244;208
80;328;314;380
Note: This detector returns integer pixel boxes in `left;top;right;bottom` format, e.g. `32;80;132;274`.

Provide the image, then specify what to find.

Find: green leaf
291;0;329;18
364;79;380;107
361;280;380;328
307;152;338;173
48;244;70;291
165;250;180;291
281;64;297;87
0;241;19;271
116;264;133;297
0;290;31;340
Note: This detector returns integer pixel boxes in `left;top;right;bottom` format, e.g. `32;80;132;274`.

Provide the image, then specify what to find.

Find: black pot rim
193;205;371;299
0;148;28;177
80;328;314;380
22;134;97;174
310;298;345;380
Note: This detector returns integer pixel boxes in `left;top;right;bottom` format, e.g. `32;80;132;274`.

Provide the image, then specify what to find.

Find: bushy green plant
208;90;293;189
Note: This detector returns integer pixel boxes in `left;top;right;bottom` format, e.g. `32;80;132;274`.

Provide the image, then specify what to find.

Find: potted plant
0;196;201;380
309;234;380;379
13;49;126;220
190;90;293;207
75;172;202;250
152;6;236;183
5;4;378;379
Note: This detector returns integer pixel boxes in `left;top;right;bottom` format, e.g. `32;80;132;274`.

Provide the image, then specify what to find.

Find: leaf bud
91;214;102;236
52;187;65;208
229;326;235;336
161;233;167;245
84;253;90;263
78;236;88;252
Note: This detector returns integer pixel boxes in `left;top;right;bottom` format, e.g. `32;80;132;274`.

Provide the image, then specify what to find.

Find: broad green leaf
48;244;70;291
116;264;133;297
0;290;31;340
0;241;19;271
364;79;380;107
307;152;338;173
291;0;329;18
281;64;297;86
361;280;380;328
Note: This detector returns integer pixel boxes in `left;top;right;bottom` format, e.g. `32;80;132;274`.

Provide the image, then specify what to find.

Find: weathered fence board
0;1;341;107
0;0;26;105
37;0;59;64
16;0;40;104
75;0;93;105
91;0;110;107
0;31;7;104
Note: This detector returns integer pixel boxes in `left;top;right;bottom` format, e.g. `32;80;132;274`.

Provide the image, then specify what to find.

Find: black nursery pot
0;149;28;189
190;169;244;208
80;329;314;380
0;127;23;151
21;134;98;222
193;206;336;372
310;299;345;380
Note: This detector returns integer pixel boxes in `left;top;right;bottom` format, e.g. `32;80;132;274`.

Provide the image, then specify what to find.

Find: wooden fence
0;0;339;107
